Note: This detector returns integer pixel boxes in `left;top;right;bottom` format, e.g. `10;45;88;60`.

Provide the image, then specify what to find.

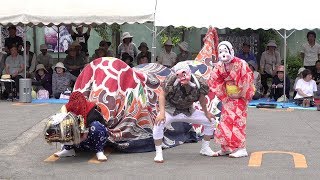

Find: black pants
252;92;262;100
54;92;62;99
261;72;273;95
4;75;23;94
294;97;315;107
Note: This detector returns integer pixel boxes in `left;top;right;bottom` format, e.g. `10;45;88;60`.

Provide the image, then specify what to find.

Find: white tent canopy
0;0;155;25
155;0;319;30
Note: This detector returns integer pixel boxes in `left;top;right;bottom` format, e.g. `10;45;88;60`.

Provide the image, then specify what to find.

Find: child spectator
137;54;149;65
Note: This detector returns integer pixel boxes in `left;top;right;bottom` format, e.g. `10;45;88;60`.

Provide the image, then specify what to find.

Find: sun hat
178;41;189;51
267;40;277;47
35;64;48;72
121;32;133;41
277;65;285;72
99;40;111;47
164;39;173;46
297;67;306;75
138;42;149;51
40;44;48;50
54;62;66;70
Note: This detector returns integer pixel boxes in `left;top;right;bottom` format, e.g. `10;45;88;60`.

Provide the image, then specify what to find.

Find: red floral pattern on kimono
209;57;254;152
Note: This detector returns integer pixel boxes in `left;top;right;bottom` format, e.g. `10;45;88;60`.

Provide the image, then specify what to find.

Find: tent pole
23;25;27;79
0;26;2;52
152;0;158;63
57;25;60;61
283;30;287;108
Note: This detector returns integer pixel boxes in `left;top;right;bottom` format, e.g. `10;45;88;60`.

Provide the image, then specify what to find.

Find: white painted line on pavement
0;117;47;156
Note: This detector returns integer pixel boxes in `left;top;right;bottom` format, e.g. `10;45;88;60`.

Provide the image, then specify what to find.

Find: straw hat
297;67;306;75
40;44;48;50
267;40;277;47
164;39;173;46
138;42;149;51
1;74;11;79
121;32;133;41
178;41;189;51
35;64;48;72
54;62;66;70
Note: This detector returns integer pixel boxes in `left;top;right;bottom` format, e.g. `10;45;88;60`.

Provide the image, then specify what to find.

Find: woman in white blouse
294;69;318;107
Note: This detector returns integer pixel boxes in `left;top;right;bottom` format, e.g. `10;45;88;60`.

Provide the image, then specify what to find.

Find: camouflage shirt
163;74;209;116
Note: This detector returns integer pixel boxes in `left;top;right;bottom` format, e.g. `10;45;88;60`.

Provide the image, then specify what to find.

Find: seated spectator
138;54;149;65
313;60;320;96
176;41;191;63
236;42;256;63
32;64;52;96
248;60;262;100
36;44;53;74
158;39;177;68
52;62;77;99
0;50;5;75
4;46;24;100
121;52;134;67
294;69;318;107
136;42;151;64
96;47;108;58
63;45;85;77
293;67;306;98
90;40;113;62
269;65;290;101
70;41;86;59
117;32;137;60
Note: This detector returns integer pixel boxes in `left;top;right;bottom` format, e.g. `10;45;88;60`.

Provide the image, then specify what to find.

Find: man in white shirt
301;31;320;71
157;39;177;68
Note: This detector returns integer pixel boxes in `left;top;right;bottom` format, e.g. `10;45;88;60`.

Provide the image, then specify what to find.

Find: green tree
158;26;190;46
94;24;121;53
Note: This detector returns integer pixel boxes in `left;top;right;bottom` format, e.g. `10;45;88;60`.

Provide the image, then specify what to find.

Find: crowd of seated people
0;26;318;106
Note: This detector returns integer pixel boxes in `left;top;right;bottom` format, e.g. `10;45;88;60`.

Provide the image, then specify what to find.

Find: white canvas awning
155;0;319;30
0;0;156;25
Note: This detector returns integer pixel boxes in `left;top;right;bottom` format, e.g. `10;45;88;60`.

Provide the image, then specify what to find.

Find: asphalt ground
0;102;319;179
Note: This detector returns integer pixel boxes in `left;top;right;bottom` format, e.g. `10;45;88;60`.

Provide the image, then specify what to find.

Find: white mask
218;41;234;63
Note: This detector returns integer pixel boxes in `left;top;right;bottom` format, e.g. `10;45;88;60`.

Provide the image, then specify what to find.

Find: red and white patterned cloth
209;57;255;152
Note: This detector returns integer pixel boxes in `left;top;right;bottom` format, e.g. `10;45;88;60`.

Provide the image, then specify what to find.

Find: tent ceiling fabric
1;0;318;30
0;0;155;25
155;0;319;30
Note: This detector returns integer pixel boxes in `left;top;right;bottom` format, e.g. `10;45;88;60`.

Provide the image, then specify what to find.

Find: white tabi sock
154;145;164;163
